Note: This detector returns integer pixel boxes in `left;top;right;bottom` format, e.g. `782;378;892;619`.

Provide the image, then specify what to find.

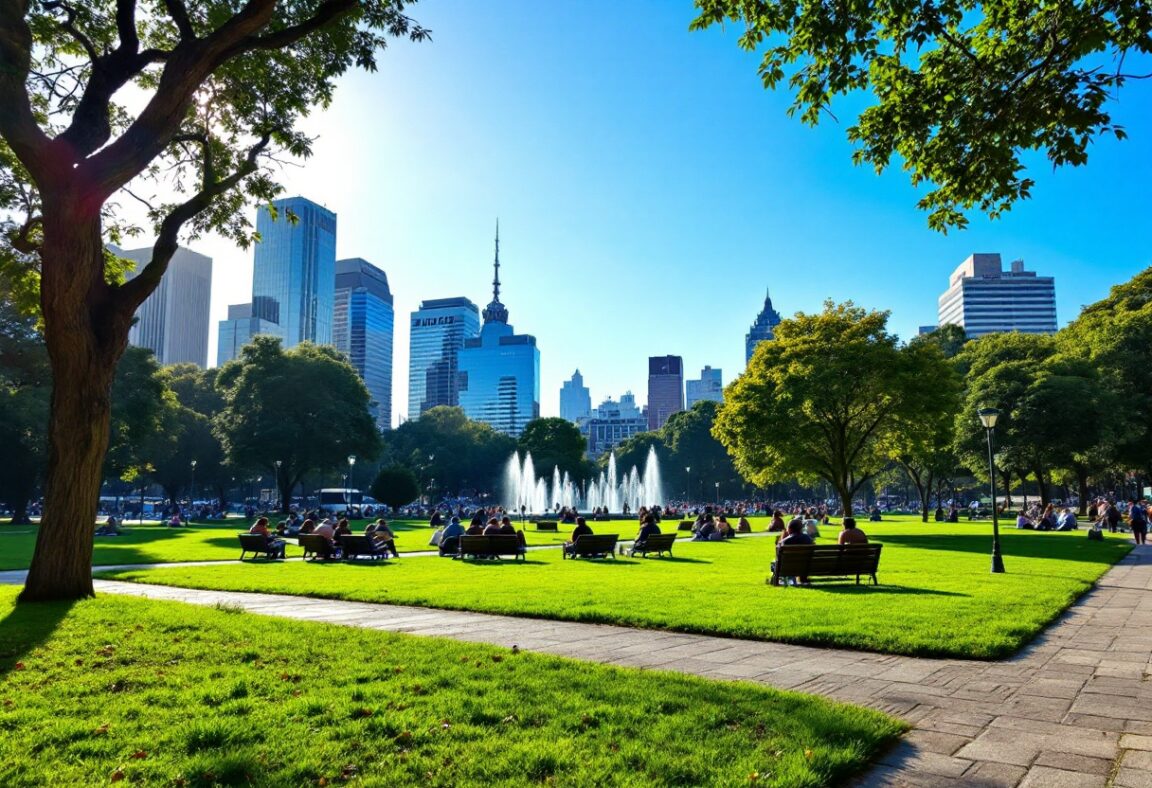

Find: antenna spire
493;219;501;303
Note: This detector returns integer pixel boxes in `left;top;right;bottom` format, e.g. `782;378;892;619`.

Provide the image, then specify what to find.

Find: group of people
1014;503;1080;532
770;516;870;585
247;515;401;559
428;513;528;557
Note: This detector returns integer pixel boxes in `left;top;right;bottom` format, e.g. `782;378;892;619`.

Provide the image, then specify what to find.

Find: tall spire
483;219;509;324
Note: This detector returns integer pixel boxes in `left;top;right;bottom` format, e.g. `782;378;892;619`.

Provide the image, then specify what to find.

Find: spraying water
504;447;664;513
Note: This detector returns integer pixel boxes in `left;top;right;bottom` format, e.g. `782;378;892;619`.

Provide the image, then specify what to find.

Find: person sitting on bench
837;517;868;545
312;517;337;558
564;516;594;556
248;516;286;558
366;518;400;557
633;513;661;551
772;520;814;585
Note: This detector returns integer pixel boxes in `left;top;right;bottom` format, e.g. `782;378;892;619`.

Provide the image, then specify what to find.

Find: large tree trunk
19;212;132;602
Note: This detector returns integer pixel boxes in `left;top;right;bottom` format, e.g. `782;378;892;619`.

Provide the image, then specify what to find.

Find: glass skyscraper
457;227;540;436
251;196;336;348
746;289;783;364
407;297;480;421
216;303;278;366
647;355;684;431
333;258;395;431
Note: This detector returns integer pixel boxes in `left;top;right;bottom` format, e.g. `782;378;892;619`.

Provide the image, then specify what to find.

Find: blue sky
196;0;1152;424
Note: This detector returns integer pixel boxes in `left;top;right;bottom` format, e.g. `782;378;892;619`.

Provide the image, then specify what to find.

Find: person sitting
716;516;736;539
248;516;286;558
481;517;502;535
465;518;486;536
1036;504;1057;531
429;509;443;527
439;516;466;556
498;515;527;547
1055;508;1079;531
312;517;337;558
95;515;121;537
772;520;814;585
837;517;868;545
299;518;316;535
768;510;786;532
737;514;752;533
802;512;821;539
1015;512;1034;530
869;505;882;522
934;505;945;522
564;516;594;556
334;518;352;539
630;514;661;554
947;506;960;523
693;514;717;541
368;519;400;558
168;513;184;528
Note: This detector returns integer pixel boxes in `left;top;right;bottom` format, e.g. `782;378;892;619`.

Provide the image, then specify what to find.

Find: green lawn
0;588;902;787
97;518;1133;659
0;517;628;570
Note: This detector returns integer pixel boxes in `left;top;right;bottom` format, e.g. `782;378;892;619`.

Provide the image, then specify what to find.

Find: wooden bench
769;544;883;586
629;532;676;558
458;534;526;561
298;533;336;560
535;521;558;531
439;534;461;557
339;534;388;560
237;533;284;560
677;521;695;532
563;534;618;560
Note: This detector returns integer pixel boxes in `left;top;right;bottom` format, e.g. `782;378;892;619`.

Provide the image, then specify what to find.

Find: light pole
978;407;1006;574
275;460;283;511
685;466;691;501
714;481;720;506
189;460;197;517
347;454;356;515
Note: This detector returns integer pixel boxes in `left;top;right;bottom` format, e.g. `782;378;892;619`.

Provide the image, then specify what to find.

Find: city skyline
145;1;1147;424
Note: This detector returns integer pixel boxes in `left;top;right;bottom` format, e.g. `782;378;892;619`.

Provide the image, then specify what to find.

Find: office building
333;258;395;431
686;365;723;408
581;392;647;458
560;369;592;423
938;254;1057;338
251;196;336;348
407;297;480;420
647;355;684;431
216;303;278;366
118;245;213;367
457;226;540;436
746;289;783;364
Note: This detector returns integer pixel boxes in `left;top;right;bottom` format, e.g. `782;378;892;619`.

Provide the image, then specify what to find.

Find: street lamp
685;466;691;500
978;407;1006;574
189;460;197;516
714;481;720;505
275;460;283;510
346;455;356;515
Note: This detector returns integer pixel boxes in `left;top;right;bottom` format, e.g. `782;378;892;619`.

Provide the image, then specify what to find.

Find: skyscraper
457;224;541;436
216;303;278;366
333;258;395;431
118;245;213;367
560;369;591;423
938;254;1057;338
685;365;723;408
251;196;336;348
746;289;783;364
407;297;480;421
647;355;684;431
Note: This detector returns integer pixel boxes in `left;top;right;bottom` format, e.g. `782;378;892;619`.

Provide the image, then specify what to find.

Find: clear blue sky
198;0;1152;424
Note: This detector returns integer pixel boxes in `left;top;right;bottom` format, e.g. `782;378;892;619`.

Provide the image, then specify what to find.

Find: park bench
563;534;619;560
299;534;336;561
535;521;558;531
439;534;461;557
677;521;695;532
339;534;388;560
237;533;284;561
769;544;883;586
629;532;677;558
458;534;526;561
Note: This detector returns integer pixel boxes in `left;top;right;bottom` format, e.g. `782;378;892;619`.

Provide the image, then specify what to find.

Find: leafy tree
214;336;380;513
517;417;589;483
384;406;516;496
148;364;228;507
714;302;949;515
103;346;167;485
0;292;49;523
661;400;742;500
0;2;427;600
911;324;969;360
370;465;420;512
691;1;1150;230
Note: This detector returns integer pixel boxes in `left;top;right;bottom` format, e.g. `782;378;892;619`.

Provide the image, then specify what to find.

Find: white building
938;254;1056;338
117;245;213;367
686;365;723;408
581;392;647;459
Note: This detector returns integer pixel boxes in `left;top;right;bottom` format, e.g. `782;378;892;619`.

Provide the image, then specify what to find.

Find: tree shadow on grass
0;597;74;674
635;555;711;564
873;533;1132;564
800;583;970;597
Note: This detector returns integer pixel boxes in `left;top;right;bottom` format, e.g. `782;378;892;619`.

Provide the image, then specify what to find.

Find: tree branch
238;0;357;53
0;0;55;179
163;0;195;40
115;0;138;53
43;1;99;63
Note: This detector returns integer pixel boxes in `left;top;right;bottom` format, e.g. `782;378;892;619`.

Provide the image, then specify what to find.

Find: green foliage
692;0;1151;230
0;589;902;787
910;323;969;359
517;417;590;482
104;347;168;484
606;431;671;476
370;465;421;512
214;336;381;508
715;302;951;513
102;517;1132;660
0;292;48;521
661;400;742;499
384;406;516;495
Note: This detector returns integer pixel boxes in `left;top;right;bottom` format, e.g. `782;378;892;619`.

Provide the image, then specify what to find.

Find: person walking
1128;499;1148;545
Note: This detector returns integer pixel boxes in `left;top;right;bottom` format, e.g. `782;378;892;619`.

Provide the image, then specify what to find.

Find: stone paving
4;544;1150;786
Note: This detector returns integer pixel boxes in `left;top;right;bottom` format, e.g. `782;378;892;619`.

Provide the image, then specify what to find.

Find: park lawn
0;588;902;787
0;518;646;570
99;518;1134;659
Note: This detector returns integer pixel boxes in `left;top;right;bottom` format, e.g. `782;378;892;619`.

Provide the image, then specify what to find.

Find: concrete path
6;545;1151;786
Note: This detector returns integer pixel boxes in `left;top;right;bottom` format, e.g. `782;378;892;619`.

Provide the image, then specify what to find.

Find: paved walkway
6;545;1151;786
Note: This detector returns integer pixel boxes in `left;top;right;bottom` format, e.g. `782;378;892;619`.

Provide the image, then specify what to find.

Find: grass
0;587;903;787
97;517;1134;659
0;517;618;570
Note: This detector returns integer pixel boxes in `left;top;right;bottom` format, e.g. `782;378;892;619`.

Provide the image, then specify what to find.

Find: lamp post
685;466;691;501
347;455;356;515
714;481;720;505
189;460;197;517
275;460;282;511
978;407;1006;574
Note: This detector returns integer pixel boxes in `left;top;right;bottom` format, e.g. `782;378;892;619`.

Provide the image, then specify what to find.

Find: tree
1;3;427;600
517;417;589;483
384;406;516;496
146;364;228;507
691;1;1150;230
370;465;420;512
103;346;167;485
661;400;742;500
713;301;949;515
0;291;49;523
214;336;380;513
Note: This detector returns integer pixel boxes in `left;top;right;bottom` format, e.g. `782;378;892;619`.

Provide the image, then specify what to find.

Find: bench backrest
677;521;695;531
776;544;882;575
640;533;677;550
460;534;523;555
572;534;618;553
535;521;558;531
340;535;376;554
237;533;268;549
298;534;331;554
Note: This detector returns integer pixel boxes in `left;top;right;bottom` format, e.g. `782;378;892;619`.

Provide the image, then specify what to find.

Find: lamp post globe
978;407;1006;574
189;459;197;513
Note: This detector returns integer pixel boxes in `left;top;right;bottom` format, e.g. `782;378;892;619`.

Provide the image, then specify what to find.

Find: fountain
504;447;664;514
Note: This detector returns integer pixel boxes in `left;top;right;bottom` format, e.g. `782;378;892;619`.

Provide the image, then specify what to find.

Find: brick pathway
4;544;1149;786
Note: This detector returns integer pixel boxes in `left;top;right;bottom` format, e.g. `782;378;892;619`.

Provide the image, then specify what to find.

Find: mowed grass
0;588;902;787
0;517;608;570
99;518;1133;659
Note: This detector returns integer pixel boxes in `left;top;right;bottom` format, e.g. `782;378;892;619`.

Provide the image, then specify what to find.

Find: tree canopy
382;406;515;496
370;465;420;512
691;0;1152;230
517;417;590;483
